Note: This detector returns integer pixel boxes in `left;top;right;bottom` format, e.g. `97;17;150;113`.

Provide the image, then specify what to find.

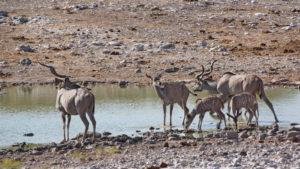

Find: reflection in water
0;85;299;146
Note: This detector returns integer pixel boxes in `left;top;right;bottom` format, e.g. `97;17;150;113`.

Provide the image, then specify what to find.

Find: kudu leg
66;114;71;141
179;102;189;126
217;110;226;129
79;113;89;144
198;114;205;131
247;109;254;126
61;113;66;143
163;104;167;126
262;95;279;122
169;104;173;127
87;112;96;142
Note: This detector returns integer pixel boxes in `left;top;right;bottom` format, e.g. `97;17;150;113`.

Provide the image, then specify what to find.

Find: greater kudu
227;92;259;129
40;63;96;143
184;96;226;131
194;60;279;122
146;73;196;126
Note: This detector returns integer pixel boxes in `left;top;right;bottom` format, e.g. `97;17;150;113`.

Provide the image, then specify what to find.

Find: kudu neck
154;84;166;99
204;80;218;93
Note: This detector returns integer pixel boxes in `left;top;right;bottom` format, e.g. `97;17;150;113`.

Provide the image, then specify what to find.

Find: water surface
0;85;299;146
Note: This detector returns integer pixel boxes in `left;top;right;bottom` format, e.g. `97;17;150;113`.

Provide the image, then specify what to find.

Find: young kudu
194;60;279;122
184;96;226;131
227;92;259;129
146;73;196;127
40;63;96;143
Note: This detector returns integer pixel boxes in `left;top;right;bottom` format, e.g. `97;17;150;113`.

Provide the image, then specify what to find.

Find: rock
12;15;28;24
119;81;127;87
226;131;238;139
288;125;300;131
240;151;247;156
227;25;237;29
102;132;111;136
109;41;123;46
161;43;175;50
20;58;32;66
134;44;144;51
271;123;279;132
164;67;179;73
254;13;268;17
102;49;111;54
286;131;300;138
17;45;35;52
31;150;43;155
197;40;207;48
28;15;49;24
135;68;141;73
282;26;293;31
23;133;34;137
92;41;105;46
258;133;268;141
206;133;214;138
163;142;169;148
110;51;120;55
214;132;224;138
0;11;8;17
159;162;168;168
239;131;249;139
199;145;205;151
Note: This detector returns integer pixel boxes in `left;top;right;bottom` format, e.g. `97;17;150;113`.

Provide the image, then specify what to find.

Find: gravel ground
1;124;300;169
0;0;300;86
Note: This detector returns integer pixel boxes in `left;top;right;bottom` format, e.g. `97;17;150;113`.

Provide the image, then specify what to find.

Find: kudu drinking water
184;96;226;131
194;60;279;122
227;92;259;129
146;73;196;126
40;63;96;143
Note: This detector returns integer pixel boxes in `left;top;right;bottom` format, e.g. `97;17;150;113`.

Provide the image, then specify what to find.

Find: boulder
20;58;32;66
226;131;238;139
17;45;34;52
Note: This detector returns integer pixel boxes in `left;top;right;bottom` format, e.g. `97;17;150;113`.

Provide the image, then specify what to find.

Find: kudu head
194;60;217;92
183;110;195;130
227;112;242;130
145;73;163;86
39;63;78;90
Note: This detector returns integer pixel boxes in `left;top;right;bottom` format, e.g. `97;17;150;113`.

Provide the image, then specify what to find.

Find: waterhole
0;85;299;146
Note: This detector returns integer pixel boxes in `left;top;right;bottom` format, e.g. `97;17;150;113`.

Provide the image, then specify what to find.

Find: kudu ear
54;78;63;86
145;74;153;80
157;73;163;80
237;112;242;117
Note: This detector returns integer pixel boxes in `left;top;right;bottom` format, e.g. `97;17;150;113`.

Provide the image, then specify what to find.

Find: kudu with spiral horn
194;60;278;122
39;63;96;143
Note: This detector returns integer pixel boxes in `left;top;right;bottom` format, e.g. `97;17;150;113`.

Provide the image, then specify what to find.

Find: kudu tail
258;80;278;122
90;95;95;115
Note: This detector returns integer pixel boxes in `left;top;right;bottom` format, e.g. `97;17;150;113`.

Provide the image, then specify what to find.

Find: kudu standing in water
227;92;259;129
184;96;226;131
146;73;196;126
194;60;279;122
40;63;96;143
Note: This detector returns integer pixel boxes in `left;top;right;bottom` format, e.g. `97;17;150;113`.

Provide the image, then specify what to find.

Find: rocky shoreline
1;123;300;169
